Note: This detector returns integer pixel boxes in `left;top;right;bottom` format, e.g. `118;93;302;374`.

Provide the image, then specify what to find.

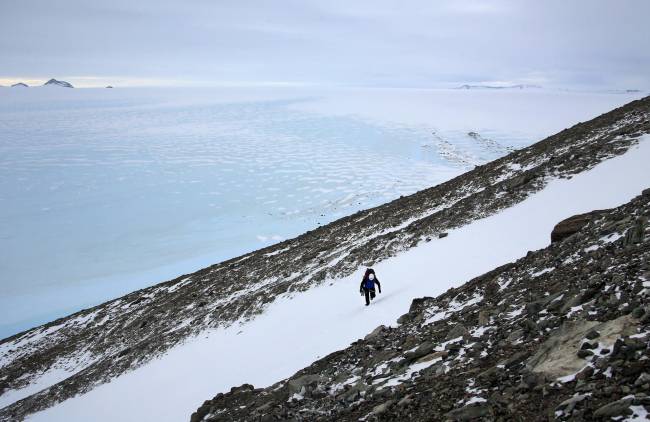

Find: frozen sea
0;86;644;338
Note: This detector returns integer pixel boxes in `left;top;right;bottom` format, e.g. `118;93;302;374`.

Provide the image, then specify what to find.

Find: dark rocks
445;342;462;355
364;325;387;341
371;399;395;415
445;403;492;420
580;341;598;350
405;343;436;362
483;281;499;299
576;365;594;381
577;349;593;359
525;301;543;315
593;397;633;417
556;393;589;414
396;313;411;324
611;337;646;360
632;306;646;318
624;218;646;246
288;374;321;394
504;351;528;368
409;297;433;313
505;171;536;191
635;373;650;386
478;309;491;326
506;329;524;343
416;350;448;364
229;383;255;394
446;323;470;340
521;371;541;388
521;318;538;335
585;330;600;340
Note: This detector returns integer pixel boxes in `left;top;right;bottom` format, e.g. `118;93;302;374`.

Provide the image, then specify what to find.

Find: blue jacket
360;276;381;292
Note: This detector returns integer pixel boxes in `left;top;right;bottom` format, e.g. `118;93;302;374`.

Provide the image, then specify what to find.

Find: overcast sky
1;0;649;88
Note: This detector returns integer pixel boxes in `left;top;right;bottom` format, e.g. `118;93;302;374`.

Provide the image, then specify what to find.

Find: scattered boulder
623;218;646;246
478;309;491;325
556;393;589;414
364;325;387;341
446;323;470;340
371;399;395;415
550;210;609;243
405;343;436;362
505;171;536;191
593;397;633;417
415;350;448;364
445;403;492;420
288;374;321;394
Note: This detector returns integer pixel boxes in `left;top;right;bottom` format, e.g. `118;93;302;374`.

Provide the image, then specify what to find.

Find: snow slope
26;137;650;421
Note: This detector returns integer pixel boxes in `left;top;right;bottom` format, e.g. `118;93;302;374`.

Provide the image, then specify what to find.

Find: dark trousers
363;288;376;305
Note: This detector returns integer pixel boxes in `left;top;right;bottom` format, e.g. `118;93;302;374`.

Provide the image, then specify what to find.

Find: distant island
11;82;29;87
44;78;74;88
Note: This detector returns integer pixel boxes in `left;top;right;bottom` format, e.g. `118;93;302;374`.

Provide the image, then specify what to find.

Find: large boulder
550;210;609;243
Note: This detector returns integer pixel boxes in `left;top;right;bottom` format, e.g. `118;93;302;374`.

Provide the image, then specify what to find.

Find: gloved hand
378;289;381;294
359;290;363;295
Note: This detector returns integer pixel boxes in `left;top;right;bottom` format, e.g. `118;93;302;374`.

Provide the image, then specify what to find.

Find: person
359;268;381;306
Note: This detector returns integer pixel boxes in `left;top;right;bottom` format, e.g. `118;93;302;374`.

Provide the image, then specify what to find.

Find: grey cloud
1;0;648;88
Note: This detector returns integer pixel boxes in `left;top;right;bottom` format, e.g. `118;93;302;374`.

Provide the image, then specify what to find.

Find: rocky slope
192;188;650;421
0;96;649;420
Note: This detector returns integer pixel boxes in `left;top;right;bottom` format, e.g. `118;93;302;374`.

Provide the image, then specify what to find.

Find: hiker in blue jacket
359;268;381;306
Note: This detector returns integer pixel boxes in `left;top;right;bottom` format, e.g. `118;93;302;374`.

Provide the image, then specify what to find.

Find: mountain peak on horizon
44;78;74;88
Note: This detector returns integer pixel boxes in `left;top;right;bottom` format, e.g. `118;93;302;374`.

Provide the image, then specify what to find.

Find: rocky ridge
192;188;650;421
0;96;649;420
